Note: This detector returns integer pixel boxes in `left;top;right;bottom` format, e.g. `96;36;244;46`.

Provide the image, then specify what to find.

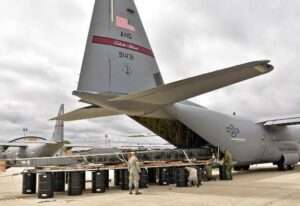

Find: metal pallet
6;148;212;168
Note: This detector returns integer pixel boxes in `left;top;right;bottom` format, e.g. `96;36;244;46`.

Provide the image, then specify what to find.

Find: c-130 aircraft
54;0;300;170
0;105;65;159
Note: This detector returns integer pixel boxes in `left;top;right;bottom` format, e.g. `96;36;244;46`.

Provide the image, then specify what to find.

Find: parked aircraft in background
53;0;300;171
0;105;86;159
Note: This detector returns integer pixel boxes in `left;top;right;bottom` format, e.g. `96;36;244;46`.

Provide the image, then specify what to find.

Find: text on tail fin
77;0;163;95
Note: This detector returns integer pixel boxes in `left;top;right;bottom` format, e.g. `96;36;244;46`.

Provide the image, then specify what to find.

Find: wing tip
253;60;274;73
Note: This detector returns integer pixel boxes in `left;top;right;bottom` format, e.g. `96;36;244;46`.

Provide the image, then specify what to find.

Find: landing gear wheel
287;165;295;170
234;165;250;171
277;164;295;171
234;166;242;171
277;163;287;171
242;165;250;171
277;156;287;171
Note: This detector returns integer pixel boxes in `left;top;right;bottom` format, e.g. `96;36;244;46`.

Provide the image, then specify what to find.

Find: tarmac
1;164;300;206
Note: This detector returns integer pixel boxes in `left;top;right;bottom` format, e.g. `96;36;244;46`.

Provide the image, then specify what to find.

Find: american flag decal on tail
116;16;136;32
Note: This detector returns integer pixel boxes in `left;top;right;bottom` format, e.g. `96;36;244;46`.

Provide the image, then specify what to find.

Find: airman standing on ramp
223;150;233;180
185;167;200;187
128;152;141;195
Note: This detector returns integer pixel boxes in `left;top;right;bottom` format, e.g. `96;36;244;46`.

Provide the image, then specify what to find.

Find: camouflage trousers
224;165;233;180
129;172;140;192
188;175;200;187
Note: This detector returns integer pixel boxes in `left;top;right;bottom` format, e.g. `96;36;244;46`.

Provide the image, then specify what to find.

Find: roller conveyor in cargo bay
6;148;212;172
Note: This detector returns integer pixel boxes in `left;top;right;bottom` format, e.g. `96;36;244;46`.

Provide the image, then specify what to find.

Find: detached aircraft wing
257;115;300;126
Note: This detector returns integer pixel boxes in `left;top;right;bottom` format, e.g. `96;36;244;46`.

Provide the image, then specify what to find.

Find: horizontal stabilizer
257;115;300;126
109;60;273;105
51;106;121;121
72;60;273;117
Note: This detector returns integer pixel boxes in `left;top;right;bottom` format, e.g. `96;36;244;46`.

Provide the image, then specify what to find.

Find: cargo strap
7;148;211;168
82;156;89;164
182;150;192;163
115;153;128;163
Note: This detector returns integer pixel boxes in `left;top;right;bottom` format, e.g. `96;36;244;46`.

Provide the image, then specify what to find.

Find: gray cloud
137;0;300;119
0;0;299;146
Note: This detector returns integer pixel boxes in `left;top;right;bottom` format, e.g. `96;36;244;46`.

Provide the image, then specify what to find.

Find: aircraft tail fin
77;0;163;95
51;104;64;143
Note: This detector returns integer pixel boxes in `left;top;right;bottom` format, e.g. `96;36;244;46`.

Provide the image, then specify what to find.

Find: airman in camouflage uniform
128;152;141;195
185;167;200;187
223;150;233;180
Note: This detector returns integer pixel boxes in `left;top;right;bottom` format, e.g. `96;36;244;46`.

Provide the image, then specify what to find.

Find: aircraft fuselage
166;102;300;167
0;143;62;159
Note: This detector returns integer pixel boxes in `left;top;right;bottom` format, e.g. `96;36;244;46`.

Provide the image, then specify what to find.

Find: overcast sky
0;0;299;145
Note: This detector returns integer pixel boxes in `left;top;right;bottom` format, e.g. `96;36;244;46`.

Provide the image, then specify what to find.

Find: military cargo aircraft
0;104;74;159
54;0;300;170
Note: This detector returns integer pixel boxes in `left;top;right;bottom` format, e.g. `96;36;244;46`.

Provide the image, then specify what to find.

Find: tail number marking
118;52;134;60
120;32;132;40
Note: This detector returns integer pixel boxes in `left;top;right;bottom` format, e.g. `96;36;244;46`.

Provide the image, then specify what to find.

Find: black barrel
38;173;54;199
158;168;169;185
148;168;157;184
196;166;203;185
219;165;226;180
197;166;205;181
168;167;176;184
81;171;86;191
65;172;69;184
68;172;83;196
92;170;107;193
120;169;129;190
175;168;188;187
22;173;36;194
53;172;65;192
219;165;232;180
139;169;148;189
104;170;109;188
114;170;121;186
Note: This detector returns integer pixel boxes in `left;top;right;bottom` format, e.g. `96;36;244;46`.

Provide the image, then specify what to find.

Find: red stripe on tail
92;36;154;58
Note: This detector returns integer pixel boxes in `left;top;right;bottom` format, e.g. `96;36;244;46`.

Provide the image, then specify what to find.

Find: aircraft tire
278;164;295;171
277;156;287;171
277;163;286;171
287;165;295;170
242;165;250;171
234;165;250;171
234;166;242;171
